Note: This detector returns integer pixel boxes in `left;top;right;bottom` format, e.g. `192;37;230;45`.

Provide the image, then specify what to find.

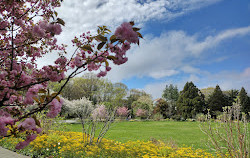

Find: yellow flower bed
0;131;215;158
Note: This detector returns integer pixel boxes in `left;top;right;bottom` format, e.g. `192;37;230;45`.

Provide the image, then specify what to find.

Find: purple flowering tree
0;0;142;149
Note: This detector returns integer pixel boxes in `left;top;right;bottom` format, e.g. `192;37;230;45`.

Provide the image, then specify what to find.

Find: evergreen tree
162;84;179;101
153;99;169;119
177;82;206;119
224;89;239;106
162;84;179;117
207;85;228;118
239;87;250;118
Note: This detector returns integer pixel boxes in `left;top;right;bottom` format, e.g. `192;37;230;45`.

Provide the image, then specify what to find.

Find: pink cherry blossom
33;25;46;38
74;55;83;67
47;98;63;118
46;23;62;35
116;107;129;117
92;105;107;120
15;134;37;149
24;84;44;105
0;116;15;136
97;71;107;77
18;118;36;131
136;109;148;118
115;22;138;44
122;42;131;51
0;0;141;148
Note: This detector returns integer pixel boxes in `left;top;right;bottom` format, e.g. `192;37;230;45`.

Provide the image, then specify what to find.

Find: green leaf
56;96;60;102
33;97;40;103
54;11;58;17
110;35;119;43
97;42;106;50
105;60;109;67
107;56;116;61
51;93;58;97
38;89;47;93
137;32;143;38
132;27;140;32
40;95;46;103
110;35;116;41
106;29;111;33
82;45;93;52
56;18;65;26
96;35;107;42
32;115;41;127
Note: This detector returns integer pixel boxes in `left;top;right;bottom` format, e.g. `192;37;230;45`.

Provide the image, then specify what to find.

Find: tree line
49;73;153;118
49;74;249;120
161;82;250;120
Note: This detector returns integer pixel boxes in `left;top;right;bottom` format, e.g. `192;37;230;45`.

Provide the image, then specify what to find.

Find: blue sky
39;0;250;99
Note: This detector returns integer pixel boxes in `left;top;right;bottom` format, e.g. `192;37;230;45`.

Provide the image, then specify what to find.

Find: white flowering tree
65;99;115;145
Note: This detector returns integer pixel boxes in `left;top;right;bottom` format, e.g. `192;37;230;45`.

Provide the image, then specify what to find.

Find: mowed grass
62;121;210;151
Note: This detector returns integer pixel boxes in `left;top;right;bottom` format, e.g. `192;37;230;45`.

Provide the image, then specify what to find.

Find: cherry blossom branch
17;50;106;120
10;6;14;71
17;0;39;20
0;39;41;51
13;79;50;91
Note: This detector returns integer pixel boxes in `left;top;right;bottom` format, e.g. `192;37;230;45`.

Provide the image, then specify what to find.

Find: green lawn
61;121;211;151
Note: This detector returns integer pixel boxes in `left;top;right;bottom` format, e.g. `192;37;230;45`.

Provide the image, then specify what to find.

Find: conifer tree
162;84;179;102
162;84;179;117
239;87;250;118
207;85;228;118
224;89;239;106
177;82;205;119
154;99;169;119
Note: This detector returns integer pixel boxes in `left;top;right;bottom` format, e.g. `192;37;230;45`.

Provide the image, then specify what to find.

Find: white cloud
149;69;179;79
187;26;250;55
106;26;250;82
56;0;222;32
187;74;200;82
205;67;250;92
37;0;223;68
51;0;223;48
144;81;170;99
181;65;201;74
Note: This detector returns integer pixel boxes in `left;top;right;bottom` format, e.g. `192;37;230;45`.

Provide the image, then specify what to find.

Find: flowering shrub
116;107;129;118
64;98;94;119
92;105;107;120
136;109;148;119
0;130;215;158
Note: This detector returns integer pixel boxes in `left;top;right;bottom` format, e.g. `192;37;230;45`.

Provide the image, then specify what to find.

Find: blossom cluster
136;109;148;118
15;118;42;149
115;22;139;44
33;21;62;38
47;98;64;118
116;107;129;117
92;105;107;120
0;116;15;136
